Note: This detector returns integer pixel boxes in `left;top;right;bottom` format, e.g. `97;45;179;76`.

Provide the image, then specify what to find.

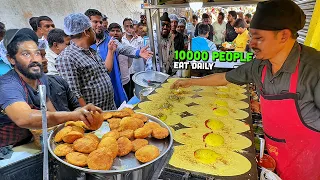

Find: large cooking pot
132;71;169;98
48;112;173;180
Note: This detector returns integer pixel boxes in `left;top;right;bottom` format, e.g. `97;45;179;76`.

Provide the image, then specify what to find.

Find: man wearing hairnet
56;13;118;110
172;0;320;179
84;9;152;107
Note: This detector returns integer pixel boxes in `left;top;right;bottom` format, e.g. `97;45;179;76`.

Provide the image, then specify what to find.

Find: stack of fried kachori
53;108;169;170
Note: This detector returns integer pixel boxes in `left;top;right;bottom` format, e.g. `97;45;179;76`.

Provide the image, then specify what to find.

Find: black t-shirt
225;22;238;42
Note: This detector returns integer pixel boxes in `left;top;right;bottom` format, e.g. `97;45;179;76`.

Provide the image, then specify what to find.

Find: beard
96;31;105;40
16;60;43;80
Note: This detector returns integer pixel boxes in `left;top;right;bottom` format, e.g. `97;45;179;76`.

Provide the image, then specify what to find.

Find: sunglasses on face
161;22;170;27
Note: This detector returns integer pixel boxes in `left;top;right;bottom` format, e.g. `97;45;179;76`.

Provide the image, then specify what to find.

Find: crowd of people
0;7;254;147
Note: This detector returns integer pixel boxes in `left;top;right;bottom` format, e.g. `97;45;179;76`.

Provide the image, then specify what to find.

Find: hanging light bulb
189;1;203;12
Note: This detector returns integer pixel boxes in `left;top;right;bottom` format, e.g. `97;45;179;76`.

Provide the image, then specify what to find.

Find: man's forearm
190;72;229;86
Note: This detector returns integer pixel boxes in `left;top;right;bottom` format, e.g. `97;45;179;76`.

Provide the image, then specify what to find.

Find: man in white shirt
46;29;70;75
212;12;226;45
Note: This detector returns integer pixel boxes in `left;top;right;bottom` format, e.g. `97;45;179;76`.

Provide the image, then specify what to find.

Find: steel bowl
48;112;173;180
132;71;169;98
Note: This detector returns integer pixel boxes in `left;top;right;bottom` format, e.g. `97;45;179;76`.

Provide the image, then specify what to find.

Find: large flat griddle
134;79;258;180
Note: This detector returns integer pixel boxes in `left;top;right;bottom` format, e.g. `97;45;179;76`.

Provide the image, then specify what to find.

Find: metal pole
39;85;49;180
146;9;157;71
154;9;164;72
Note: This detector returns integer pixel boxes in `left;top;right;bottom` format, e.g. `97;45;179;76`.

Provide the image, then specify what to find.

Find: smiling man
0;28;102;147
171;0;320;179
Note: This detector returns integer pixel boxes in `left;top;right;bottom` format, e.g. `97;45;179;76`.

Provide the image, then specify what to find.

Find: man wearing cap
156;12;184;74
171;0;320;179
168;14;185;51
194;13;214;41
177;18;189;50
0;28;102;147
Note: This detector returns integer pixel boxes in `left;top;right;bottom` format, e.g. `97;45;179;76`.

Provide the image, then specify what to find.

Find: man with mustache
156;12;184;74
171;0;320;179
85;9;153;107
0;28;102;147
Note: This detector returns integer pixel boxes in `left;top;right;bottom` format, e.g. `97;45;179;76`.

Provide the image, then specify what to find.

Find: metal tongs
143;79;162;86
39;85;49;180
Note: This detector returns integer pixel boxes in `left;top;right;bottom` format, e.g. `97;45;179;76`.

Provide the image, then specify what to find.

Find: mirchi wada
135;145;160;163
132;139;149;152
134;127;152;139
87;148;113;170
117;137;133;157
66;152;88;167
87;111;104;130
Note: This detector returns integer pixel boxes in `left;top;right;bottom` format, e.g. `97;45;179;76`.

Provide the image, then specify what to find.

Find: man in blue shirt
192;24;218;52
84;9;153;107
0;28;102;147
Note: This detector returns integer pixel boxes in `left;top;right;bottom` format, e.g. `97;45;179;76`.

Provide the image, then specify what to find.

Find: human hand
170;79;193;89
73;103;102;128
139;46;153;59
108;39;118;53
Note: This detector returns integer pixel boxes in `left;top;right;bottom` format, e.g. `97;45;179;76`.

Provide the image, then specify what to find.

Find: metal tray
47;112;173;175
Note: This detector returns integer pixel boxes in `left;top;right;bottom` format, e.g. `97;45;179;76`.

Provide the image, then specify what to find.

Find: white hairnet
64;13;92;36
178;18;186;26
169;14;179;22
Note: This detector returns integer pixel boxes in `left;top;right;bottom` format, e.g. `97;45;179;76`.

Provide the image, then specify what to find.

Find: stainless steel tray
48;112;173;175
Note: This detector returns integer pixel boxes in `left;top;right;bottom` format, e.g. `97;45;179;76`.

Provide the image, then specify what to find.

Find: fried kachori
107;118;121;130
54;143;74;157
152;127;169;139
87;148;113;170
62;131;84;143
73;137;98;154
119;117;140;131
135;145;160;163
131;113;148;123
144;122;161;130
111;111;130;118
121;108;135;115
71;126;85;134
134;127;152;139
119;129;134;140
84;133;100;145
87;111;104;130
66;152;88;167
54;126;72;143
98;137;118;159
65;121;89;130
132;139;149;152
102;130;120;140
101;112;113;120
117;137;133;157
